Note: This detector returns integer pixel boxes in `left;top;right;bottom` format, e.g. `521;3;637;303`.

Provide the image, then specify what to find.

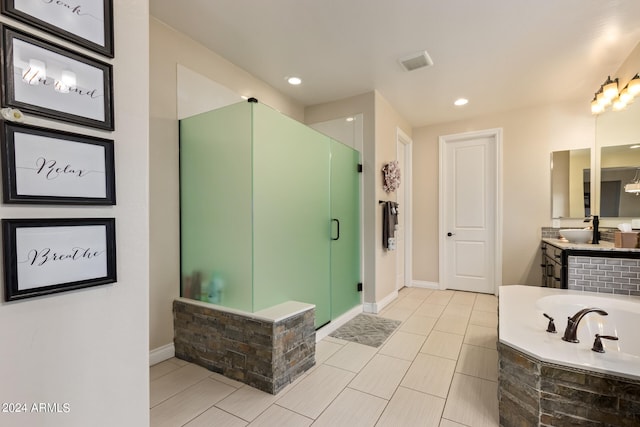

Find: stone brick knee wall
498;342;640;426
173;299;316;394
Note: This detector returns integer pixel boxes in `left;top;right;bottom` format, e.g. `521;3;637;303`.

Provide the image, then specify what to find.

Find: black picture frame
1;25;114;130
2;217;117;301
1;0;114;58
1;121;116;205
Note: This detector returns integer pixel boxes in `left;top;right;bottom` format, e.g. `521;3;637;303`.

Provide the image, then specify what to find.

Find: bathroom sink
559;228;592;243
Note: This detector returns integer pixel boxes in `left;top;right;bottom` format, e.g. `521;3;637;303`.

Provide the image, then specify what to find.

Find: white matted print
3;218;117;301
1;25;114;130
13;38;105;120
1;122;115;204
14;132;106;197
1;0;114;57
16;225;107;290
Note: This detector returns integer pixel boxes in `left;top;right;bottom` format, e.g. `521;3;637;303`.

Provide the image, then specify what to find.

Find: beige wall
551;150;570;217
150;18;304;351
615;41;640;89
0;2;150;425
413;100;595;286
374;92;413;301
568;149;590;218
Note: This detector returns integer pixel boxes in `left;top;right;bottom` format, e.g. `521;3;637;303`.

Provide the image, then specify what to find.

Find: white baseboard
362;303;376;313
149;343;175;366
315;305;362;342
362;290;398;314
410;280;440;290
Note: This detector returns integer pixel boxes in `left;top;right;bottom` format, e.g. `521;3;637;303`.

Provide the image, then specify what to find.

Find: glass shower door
330;140;361;319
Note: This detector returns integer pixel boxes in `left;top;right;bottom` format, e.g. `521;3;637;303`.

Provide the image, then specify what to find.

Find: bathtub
499;285;640;381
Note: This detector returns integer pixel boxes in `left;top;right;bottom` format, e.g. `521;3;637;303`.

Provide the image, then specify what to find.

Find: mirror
596;101;640;218
551;149;591;218
600;144;640;217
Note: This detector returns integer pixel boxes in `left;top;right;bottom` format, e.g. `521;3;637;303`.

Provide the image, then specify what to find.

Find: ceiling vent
398;50;434;72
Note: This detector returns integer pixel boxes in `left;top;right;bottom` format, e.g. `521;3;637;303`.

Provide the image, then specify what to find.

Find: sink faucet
562;308;608;343
592;215;599;244
583;215;599;244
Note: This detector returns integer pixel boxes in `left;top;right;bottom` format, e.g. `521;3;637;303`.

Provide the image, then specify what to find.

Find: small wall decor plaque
382;160;401;193
1;121;116;204
1;0;114;57
1;25;114;130
2;217;117;301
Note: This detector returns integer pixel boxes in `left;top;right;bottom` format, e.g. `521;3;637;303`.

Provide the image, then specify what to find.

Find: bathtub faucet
562;308;608;343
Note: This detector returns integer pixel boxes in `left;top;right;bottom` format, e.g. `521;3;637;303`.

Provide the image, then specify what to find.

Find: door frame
397;127;413;290
438;128;503;295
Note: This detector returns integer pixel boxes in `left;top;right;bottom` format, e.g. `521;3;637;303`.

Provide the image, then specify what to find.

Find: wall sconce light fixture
54;70;76;93
20;59;77;94
624;168;640;194
592;74;640;115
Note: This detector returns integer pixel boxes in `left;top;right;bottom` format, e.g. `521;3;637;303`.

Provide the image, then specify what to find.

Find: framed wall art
1;25;114;130
1;0;114;57
2;217;117;301
1;121;116;204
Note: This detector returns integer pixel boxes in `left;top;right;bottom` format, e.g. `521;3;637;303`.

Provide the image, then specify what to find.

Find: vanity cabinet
540;242;565;288
540;238;640;292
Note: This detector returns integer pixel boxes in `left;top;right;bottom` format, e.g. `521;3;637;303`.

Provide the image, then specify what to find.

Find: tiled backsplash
568;256;640;296
540;227;560;239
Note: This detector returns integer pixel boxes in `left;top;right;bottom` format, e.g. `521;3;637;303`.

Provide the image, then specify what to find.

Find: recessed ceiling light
346;117;354;122
630;144;640;149
454;98;469;106
287;76;302;85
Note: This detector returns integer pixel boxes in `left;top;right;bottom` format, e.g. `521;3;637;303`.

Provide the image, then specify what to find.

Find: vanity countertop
542;238;640;253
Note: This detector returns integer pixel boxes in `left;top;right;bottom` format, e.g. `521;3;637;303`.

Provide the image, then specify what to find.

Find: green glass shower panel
330;140;361;318
180;102;253;311
251;103;332;327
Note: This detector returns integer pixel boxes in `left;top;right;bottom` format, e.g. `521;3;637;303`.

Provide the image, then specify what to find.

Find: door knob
447;232;455;237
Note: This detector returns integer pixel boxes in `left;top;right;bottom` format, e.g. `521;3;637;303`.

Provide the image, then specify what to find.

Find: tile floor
150;288;499;427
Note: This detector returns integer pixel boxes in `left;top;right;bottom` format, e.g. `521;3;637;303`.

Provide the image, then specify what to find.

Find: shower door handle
331;219;340;240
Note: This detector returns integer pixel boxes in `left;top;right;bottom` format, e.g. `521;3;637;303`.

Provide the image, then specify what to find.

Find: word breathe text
27;247;103;267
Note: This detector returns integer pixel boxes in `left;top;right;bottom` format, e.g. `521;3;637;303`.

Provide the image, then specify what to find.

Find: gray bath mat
329;314;401;347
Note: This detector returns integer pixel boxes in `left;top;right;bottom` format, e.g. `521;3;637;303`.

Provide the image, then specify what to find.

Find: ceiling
150;0;640;127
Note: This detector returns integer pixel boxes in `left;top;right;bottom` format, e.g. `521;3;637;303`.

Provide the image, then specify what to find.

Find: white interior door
396;142;406;290
440;130;501;294
396;128;413;292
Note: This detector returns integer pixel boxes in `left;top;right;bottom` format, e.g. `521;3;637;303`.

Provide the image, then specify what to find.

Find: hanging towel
382;202;399;250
